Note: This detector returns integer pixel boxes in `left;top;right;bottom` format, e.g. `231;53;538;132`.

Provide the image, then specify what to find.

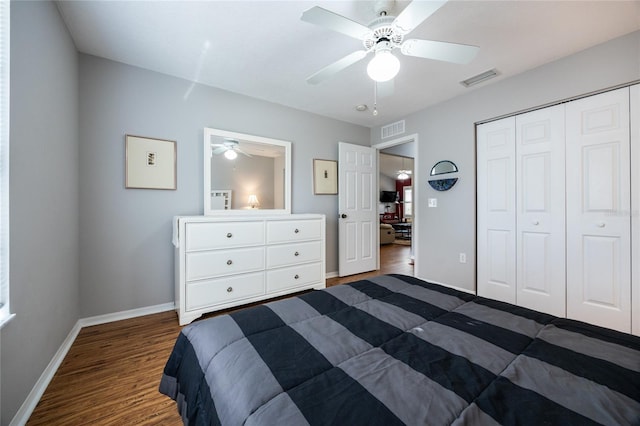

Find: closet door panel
477;117;516;303
566;88;631;333
516;105;566;317
632;84;639;337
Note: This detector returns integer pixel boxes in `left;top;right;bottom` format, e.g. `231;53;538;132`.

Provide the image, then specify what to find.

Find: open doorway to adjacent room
377;136;416;277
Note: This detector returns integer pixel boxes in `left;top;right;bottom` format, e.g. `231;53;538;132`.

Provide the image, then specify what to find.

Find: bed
159;274;640;425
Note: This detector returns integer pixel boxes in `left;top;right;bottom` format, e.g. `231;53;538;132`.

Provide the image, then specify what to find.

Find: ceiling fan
211;139;252;160
300;0;479;85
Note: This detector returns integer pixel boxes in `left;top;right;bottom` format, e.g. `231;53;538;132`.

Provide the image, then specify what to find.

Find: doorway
374;134;418;276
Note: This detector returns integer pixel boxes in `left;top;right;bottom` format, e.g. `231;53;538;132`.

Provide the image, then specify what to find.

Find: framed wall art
125;135;177;190
313;159;338;195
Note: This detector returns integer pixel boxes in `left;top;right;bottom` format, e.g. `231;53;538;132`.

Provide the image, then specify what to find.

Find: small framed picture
125;135;176;190
313;159;338;195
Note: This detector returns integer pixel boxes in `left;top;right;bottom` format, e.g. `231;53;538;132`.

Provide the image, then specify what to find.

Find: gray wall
1;2;80;424
371;31;640;292
78;54;369;317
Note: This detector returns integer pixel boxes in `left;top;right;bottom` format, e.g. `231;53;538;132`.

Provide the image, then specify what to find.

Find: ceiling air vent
461;69;499;88
381;120;405;139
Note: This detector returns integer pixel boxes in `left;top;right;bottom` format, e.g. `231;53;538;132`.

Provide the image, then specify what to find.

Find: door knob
596;222;606;228
532;220;539;225
341;214;347;219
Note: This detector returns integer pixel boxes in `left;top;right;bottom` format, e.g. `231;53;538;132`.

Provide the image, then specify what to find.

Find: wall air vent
381;120;405;139
461;69;499;88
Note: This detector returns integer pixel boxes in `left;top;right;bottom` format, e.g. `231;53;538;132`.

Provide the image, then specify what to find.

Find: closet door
566;88;631;333
515;105;566;317
631;84;639;337
477;117;516;303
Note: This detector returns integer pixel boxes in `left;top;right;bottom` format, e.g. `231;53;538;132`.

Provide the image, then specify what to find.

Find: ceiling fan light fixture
224;149;238;160
367;48;400;82
397;171;409;180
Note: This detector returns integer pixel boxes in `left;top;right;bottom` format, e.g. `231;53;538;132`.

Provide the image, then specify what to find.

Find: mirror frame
430;160;458;176
203;127;292;215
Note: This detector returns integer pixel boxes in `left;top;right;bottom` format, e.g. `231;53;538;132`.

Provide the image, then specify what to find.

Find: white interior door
566;87;631;333
515;104;566;317
338;142;377;277
477;117;517;303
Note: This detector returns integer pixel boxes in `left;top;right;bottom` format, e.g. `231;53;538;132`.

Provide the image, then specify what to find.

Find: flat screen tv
380;190;397;203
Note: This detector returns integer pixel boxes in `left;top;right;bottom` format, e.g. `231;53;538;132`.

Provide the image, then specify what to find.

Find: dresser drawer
266;241;322;268
185;247;265;281
266;219;322;244
185;221;264;251
266;262;323;292
186;272;265;311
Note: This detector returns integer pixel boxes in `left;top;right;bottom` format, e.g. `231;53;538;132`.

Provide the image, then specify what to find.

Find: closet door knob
294;274;300;279
294;251;300;257
532;220;539;225
226;233;233;238
294;228;300;234
226;260;233;265
597;222;606;228
227;287;233;293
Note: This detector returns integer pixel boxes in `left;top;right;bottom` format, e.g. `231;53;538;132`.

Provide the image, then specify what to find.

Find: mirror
430;160;458;176
203;127;291;215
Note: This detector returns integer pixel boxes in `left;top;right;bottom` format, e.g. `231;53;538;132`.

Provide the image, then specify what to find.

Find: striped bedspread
159;274;640;425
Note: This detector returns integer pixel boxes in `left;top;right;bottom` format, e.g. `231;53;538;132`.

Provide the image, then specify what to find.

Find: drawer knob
227;287;233;293
226;232;233;238
294;251;300;257
294;274;300;279
294;228;300;234
226;259;233;265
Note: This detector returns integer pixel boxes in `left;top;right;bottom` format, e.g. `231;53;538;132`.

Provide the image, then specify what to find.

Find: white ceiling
380;152;413;180
56;0;640;128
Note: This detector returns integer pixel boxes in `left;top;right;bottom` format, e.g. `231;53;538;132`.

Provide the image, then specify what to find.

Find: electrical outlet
459;253;467;263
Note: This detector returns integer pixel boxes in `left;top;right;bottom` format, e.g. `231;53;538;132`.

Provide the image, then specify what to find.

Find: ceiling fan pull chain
373;82;379;116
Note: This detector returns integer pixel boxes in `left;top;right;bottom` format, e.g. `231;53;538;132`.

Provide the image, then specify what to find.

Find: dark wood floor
27;243;412;425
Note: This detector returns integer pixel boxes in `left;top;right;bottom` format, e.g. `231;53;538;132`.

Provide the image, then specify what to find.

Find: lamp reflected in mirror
248;194;260;209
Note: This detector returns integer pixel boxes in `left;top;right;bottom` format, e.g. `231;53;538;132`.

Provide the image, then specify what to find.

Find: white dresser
173;214;326;325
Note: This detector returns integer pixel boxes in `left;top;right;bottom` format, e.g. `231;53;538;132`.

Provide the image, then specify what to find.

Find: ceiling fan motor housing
363;16;404;51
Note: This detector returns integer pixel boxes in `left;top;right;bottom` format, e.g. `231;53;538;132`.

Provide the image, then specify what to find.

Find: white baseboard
416;275;476;295
79;302;175;328
9;302;176;426
10;320;82;426
326;271;339;279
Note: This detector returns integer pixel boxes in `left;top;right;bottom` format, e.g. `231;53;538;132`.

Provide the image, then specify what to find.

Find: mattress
159;274;640;425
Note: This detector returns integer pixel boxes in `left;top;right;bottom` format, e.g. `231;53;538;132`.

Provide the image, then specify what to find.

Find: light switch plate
428;198;437;208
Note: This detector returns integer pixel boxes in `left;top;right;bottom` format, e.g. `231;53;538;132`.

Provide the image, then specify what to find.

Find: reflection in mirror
430;160;458;176
204;128;291;215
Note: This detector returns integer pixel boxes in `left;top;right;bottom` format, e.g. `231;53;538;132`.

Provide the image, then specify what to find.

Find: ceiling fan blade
307;50;368;85
212;146;227;155
377;79;395;98
401;39;479;64
235;147;252;158
301;6;371;40
393;0;447;35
